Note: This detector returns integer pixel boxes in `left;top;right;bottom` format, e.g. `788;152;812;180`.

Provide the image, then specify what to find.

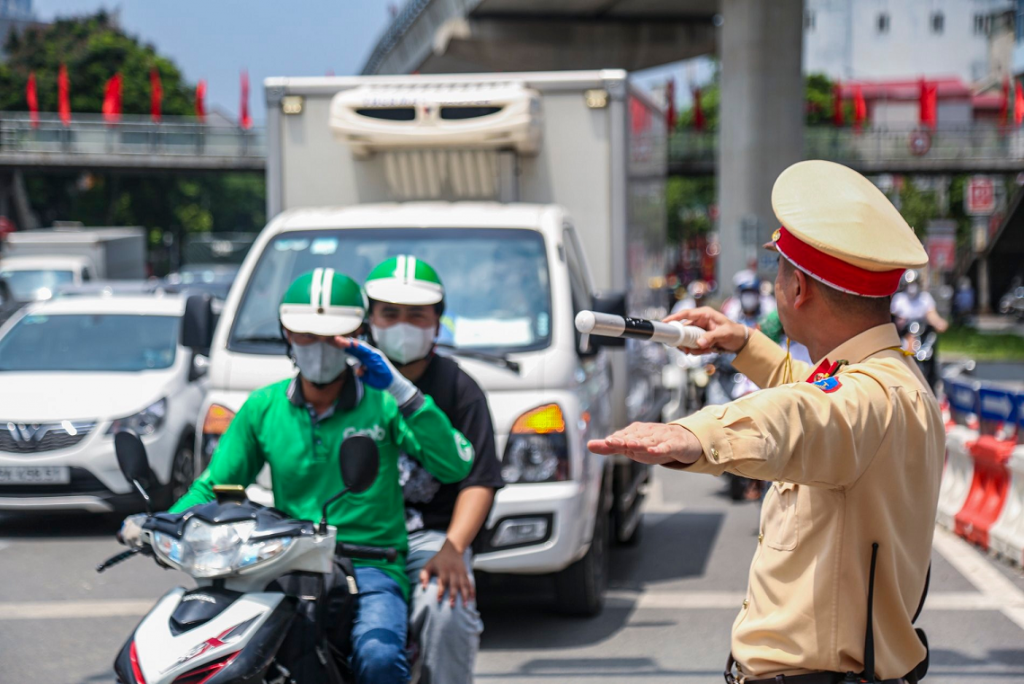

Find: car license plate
0;465;71;485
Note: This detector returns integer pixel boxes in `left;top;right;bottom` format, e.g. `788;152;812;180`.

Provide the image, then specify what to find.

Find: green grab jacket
170;374;475;598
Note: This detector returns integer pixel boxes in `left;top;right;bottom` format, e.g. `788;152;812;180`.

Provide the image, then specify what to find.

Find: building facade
805;0;1012;83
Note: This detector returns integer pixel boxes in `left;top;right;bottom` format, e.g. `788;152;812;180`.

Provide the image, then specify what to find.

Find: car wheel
169;439;196;503
553;502;609;617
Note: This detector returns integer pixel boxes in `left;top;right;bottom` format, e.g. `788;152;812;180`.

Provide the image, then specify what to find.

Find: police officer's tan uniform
669;161;944;682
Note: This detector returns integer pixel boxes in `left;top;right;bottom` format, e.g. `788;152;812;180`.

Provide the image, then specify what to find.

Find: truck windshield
230;228;552;355
0;314;179;372
0;269;74;300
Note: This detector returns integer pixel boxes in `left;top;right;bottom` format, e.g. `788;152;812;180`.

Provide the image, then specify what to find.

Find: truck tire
553;505;609;617
154;434;196;509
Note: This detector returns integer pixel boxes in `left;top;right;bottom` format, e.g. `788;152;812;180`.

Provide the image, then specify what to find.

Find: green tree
666;176;715;244
0;12;265;273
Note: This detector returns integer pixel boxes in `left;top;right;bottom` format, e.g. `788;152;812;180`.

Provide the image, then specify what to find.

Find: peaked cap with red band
768;160;928;297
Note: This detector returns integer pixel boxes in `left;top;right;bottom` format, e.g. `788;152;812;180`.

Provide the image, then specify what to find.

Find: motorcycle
898;318;939;391
99;431;394;684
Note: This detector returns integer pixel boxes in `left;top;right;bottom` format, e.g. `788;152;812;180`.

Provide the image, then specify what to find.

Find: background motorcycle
98;431;394;684
898;318;939;391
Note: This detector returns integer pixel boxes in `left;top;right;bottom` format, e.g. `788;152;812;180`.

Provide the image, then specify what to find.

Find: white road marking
931;526;1024;631
0;599;153;619
643;475;686;515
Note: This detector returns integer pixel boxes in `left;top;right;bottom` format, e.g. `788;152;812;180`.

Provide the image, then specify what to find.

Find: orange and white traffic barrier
953;387;1017;550
990;393;1024;565
937;381;979;531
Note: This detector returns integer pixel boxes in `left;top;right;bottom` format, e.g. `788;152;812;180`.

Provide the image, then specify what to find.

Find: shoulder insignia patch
812;376;842;393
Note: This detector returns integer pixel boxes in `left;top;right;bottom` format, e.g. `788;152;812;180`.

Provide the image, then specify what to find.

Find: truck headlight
501;404;569;483
201;404;237;465
107;399;167;436
153;519;293;578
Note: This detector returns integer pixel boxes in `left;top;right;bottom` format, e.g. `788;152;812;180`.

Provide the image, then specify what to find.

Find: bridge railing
670;125;1022;168
0;112;266;159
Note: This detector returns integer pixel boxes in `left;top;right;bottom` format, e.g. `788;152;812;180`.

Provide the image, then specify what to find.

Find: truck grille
0;421;96;453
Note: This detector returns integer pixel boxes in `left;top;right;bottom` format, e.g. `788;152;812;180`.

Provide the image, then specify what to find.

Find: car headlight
501;404;570;484
107;398;167;436
153;518;293;578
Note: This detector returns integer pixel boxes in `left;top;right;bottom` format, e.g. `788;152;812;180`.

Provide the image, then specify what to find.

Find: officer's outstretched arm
169;400;266;512
392;394;474;485
732;328;814;388
672;370;897;488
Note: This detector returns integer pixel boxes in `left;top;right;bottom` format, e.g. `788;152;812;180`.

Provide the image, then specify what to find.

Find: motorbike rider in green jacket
122;268;474;684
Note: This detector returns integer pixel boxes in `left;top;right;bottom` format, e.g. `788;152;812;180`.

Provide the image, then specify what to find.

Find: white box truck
196;70;671;614
0;227;146;302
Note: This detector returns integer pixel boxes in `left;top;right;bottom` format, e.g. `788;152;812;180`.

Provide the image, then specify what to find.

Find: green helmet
279;268;367;336
364;255;444;307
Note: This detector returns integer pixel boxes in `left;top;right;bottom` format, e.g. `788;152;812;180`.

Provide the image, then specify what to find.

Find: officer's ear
791;268;812;310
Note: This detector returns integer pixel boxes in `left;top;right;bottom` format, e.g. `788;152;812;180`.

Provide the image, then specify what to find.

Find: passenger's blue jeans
350;567;410;684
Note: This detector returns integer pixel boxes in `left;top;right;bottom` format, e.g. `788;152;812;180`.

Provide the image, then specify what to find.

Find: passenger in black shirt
364;256;503;684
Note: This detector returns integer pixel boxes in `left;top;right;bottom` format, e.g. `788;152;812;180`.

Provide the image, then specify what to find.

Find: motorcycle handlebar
337;543;398;563
96;547;144;573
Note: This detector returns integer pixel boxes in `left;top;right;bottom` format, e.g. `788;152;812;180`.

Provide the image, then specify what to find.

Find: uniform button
742;599;749;609
758;533;764;544
710;446;720;460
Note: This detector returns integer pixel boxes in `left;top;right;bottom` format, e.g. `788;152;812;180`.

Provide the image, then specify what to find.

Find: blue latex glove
344;339;419;405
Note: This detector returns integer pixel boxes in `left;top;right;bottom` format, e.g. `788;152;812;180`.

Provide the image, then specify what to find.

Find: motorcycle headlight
153;519;293;578
501;404;570;484
107;399;167;436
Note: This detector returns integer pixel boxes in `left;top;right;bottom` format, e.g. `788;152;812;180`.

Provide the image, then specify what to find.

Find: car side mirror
181;294;214;353
584;291;627;351
190;354;210;382
114;431;154;513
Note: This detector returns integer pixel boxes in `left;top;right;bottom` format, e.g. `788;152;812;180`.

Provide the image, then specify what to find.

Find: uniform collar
812;323;903;369
286;366;362;411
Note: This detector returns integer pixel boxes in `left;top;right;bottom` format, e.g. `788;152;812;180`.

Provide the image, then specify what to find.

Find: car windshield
230;228;552;355
0;313;180;372
0;269;74;300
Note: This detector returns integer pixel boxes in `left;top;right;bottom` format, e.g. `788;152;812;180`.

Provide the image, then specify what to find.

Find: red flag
665;78;676;130
1000;77;1010;126
832;81;844;126
1016;80;1024;127
195;80;207;122
693;87;705;132
239;70;252;130
853;84;867;131
26;72;39;128
919;78;937;129
102;73;122;124
150;68;163;123
58;64;71;127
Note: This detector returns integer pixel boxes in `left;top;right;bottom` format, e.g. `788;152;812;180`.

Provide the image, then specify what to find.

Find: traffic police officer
589;160;943;683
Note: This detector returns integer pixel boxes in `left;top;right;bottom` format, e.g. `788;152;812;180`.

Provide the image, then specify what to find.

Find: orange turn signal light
202;404;237;435
511;404;566;435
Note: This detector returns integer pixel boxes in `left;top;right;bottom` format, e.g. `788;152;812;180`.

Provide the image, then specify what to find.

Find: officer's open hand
665;306;750;354
588;422;703;466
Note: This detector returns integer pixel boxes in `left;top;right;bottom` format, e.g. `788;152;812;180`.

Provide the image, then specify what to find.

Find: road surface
1;469;1022;683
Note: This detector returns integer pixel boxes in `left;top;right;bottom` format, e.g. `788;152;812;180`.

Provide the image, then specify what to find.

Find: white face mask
740;291;760;314
291;340;350;385
372;322;435;365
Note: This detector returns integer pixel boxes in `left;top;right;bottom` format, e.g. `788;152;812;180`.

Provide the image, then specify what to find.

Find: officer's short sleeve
670;369;892;489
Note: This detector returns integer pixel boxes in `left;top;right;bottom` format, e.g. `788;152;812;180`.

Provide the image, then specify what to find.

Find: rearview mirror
340;435;380;494
114;431;154;513
181;294;215;353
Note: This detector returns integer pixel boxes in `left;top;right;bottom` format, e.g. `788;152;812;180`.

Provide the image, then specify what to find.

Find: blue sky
31;0;713;123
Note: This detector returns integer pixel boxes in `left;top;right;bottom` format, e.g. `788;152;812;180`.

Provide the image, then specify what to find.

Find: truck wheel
554;506;609;617
618;514;644;547
154;436;196;509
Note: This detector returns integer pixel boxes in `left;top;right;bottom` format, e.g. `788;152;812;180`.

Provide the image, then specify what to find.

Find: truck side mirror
588;292;627;349
181;294;215;354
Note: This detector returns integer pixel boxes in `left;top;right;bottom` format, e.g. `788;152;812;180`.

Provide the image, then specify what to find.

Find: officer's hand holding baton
665;306;752;355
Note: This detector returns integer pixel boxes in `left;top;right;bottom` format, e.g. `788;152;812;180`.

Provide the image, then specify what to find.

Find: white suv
0;293;210;513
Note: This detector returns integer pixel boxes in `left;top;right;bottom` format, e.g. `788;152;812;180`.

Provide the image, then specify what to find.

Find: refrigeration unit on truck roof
329;82;542;158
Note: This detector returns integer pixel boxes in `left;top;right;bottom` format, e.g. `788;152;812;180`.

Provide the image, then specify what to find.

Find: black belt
724;656;906;684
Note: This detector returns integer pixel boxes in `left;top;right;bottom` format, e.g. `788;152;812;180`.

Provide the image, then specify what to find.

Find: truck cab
0;254;95;302
199;70;671;615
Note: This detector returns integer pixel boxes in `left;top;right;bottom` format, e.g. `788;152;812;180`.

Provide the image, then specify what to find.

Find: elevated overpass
359;0;805;281
0;113;265;173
